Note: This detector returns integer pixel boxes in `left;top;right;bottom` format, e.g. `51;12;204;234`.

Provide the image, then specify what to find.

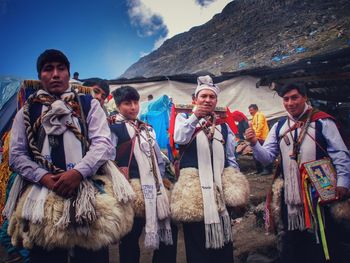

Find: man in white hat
172;75;249;263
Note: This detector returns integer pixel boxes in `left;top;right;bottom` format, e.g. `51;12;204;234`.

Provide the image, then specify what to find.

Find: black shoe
254;171;262;175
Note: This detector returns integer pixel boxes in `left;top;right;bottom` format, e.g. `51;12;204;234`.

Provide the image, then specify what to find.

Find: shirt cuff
73;164;92;179
337;175;350;189
33;167;51;183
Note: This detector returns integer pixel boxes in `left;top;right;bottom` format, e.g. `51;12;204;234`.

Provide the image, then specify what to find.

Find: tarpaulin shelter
139;95;171;149
107;76;286;121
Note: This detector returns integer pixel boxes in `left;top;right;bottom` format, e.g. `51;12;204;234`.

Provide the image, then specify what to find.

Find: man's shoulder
311;109;336;122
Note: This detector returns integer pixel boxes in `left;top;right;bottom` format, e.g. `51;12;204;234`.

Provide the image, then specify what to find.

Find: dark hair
73;72;79;76
248;104;258;110
112;86;140;105
147;94;153;100
36;49;70;79
84;78;110;96
278;82;307;97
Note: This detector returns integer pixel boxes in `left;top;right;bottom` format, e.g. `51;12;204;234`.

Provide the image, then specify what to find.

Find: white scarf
22;88;96;226
281;104;314;230
196;121;232;249
120;115;172;249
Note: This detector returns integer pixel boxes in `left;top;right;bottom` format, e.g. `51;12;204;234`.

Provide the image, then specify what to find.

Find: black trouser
280;197;350;263
119;217;178;263
29;245;109;263
182;221;234;263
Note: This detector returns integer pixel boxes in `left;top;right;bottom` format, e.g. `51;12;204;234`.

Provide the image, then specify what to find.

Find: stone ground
0;155;278;263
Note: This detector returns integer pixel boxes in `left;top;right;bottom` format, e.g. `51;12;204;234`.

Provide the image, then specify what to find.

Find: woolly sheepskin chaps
130;178;172;218
270;178;350;230
171;167;250;222
271;177;284;229
330;197;350;230
8;175;134;251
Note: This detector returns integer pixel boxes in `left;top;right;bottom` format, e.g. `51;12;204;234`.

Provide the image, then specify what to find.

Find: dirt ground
0;155;277;263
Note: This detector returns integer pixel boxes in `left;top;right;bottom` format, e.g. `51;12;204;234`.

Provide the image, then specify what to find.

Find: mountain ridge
121;0;350;79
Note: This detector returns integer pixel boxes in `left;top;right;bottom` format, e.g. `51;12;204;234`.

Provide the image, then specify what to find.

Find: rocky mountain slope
121;0;350;78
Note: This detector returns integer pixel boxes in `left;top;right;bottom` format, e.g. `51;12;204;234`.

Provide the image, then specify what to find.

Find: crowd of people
0;49;349;263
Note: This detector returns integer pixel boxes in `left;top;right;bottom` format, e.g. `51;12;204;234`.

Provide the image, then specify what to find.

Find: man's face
92;85;107;106
195;89;217;112
40;62;69;95
117;100;139;120
249;107;257;116
282;89;307;118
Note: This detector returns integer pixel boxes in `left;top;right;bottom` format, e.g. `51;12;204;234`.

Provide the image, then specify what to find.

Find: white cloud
127;0;232;51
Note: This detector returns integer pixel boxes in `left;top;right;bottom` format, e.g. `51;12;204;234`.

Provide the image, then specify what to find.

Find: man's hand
39;173;56;190
52;169;83;198
193;105;212;119
244;122;258;146
336;186;349;200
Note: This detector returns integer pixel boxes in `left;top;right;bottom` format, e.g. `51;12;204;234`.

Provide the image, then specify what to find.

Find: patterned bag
303;158;337;204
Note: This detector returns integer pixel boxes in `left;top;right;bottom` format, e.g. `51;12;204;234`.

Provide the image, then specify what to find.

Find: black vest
179;123;229;169
110;122;140;179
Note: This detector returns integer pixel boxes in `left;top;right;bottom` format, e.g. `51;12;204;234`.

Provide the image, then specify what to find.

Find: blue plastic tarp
139;95;171;149
0;77;22;138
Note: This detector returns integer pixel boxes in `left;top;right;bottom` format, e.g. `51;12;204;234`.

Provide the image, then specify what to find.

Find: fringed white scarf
121;115;172;249
282;104;312;231
197;123;232;249
2;173;24;219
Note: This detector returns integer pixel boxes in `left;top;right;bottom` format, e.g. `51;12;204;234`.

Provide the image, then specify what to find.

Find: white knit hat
195;75;220;97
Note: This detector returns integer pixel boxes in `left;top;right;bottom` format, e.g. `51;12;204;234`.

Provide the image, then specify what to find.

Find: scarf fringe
156;191;170;220
287;206;305;231
22;185;48;223
54;199;71;229
144;232;160;250
205;223;224;249
103;160;135;203
31;188;49;223
74;180;97;225
158;227;173;245
221;213;233;243
2;174;23;219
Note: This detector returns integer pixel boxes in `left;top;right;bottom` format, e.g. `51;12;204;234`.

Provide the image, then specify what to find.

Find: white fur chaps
8;175;134;251
171;167;250;222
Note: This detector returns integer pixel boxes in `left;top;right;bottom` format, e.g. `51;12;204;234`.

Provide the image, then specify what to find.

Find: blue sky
0;0;231;80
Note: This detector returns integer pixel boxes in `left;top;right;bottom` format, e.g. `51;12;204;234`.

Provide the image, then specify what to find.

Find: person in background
148;94;154;101
73;72;80;81
83;79;110;107
248;104;272;175
231;110;249;141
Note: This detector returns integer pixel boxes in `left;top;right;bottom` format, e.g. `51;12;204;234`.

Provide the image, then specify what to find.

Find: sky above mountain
0;0;231;80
